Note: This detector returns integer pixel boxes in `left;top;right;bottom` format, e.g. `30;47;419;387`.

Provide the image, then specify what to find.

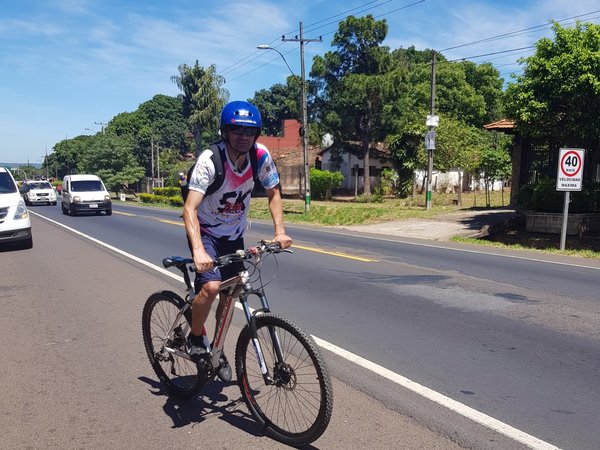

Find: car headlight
73;196;81;203
104;195;110;202
14;199;29;220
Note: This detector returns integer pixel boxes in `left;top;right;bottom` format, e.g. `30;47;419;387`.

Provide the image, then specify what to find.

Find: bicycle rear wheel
142;291;205;397
235;313;333;447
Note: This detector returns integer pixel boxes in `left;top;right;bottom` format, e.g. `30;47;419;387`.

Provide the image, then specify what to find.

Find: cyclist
182;100;292;381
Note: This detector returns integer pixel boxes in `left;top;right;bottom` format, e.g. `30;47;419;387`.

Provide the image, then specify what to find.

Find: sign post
556;148;585;250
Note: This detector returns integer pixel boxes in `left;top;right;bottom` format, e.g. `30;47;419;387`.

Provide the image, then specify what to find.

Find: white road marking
32;211;561;450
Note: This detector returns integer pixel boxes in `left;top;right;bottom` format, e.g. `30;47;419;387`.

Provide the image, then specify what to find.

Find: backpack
181;142;259;202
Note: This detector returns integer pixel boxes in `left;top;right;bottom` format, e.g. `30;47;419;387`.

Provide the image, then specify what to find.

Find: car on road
20;180;58;206
61;174;112;216
0;167;33;249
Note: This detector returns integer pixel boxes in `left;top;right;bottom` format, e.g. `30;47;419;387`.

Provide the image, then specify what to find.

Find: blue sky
1;0;598;165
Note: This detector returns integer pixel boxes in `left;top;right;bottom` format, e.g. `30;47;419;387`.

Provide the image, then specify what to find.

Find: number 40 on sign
556;148;585;191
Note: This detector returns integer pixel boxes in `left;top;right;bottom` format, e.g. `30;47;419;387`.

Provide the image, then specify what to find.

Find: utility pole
425;50;438;211
150;137;155;190
94;121;107;134
156;142;161;188
283;22;322;213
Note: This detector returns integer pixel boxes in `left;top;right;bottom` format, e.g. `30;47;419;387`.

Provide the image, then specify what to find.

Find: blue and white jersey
188;141;279;240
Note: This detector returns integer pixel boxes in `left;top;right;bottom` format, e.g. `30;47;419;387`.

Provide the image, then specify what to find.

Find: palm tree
171;62;228;154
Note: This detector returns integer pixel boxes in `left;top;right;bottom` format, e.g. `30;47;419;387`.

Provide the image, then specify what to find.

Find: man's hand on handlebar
272;233;292;250
193;247;214;273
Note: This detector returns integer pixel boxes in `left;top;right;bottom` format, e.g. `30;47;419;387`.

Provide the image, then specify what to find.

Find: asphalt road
0;215;461;450
3;203;599;449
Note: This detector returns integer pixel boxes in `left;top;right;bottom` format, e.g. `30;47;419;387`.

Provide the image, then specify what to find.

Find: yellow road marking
113;210;375;262
159;219;184;226
292;244;378;262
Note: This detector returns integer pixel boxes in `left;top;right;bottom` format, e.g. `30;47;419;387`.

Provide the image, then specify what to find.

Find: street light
258;43;311;213
257;45;294;76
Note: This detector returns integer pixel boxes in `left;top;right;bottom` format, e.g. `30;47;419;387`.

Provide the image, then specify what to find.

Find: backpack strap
205;143;224;195
207;143;260;195
249;144;260;187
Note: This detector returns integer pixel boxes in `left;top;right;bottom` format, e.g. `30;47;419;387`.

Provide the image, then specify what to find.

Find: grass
249;190;508;226
118;189;600;259
452;228;600;259
250;190;599;259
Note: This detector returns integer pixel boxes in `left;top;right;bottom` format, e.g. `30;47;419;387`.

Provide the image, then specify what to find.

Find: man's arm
265;186;292;249
183;189;213;271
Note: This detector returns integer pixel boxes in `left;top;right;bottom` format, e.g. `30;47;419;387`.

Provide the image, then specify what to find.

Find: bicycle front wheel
235;313;333;447
142;291;204;397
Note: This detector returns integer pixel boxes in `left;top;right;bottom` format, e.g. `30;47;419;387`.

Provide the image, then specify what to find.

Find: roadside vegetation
121;189;599;259
248;190;509;225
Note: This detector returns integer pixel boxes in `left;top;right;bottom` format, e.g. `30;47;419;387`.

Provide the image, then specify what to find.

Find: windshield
29;182;52;190
0;172;18;194
71;180;104;192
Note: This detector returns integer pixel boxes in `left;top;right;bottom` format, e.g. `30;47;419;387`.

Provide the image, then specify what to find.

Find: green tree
479;139;512;207
53;135;96;175
138;94;188;152
387;120;427;197
311;15;394;195
78;134;145;192
107;95;188;177
250;77;302;136
172;62;228;154
505;21;600;174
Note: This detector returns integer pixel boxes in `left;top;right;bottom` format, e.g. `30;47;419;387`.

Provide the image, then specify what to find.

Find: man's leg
190;280;221;337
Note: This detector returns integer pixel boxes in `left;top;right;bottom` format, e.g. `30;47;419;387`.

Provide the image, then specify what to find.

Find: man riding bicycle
182;100;293;381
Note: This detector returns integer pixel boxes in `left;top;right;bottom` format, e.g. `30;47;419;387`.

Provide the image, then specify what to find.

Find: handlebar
213;241;292;268
162;240;292;273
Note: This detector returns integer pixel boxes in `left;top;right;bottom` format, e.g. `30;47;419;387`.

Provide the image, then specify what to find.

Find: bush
380;168;399;196
310;168;344;200
517;179;599;213
168;195;183;207
154;187;181;197
137;193;184;207
139;193;170;204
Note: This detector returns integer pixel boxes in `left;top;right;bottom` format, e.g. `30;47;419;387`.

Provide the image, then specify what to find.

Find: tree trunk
362;137;371;196
362;98;373;196
193;126;203;157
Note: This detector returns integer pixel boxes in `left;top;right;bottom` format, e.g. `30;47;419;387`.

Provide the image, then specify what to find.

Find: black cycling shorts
194;233;245;293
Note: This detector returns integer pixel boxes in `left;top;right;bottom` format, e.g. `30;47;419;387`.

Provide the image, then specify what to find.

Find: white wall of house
320;149;389;191
414;169;505;192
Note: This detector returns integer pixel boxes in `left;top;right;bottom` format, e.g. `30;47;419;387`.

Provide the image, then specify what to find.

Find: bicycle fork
240;290;285;386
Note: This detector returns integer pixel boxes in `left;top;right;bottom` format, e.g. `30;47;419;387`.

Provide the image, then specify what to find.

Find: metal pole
560;191;570;250
299;21;310;212
150;137;155;190
426;50;436;211
281;23;321;213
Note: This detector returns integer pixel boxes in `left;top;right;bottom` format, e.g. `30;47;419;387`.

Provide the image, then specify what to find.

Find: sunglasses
228;125;259;137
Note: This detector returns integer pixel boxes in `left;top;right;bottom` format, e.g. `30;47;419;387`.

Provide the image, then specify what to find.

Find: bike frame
210;269;283;385
167;260;283;386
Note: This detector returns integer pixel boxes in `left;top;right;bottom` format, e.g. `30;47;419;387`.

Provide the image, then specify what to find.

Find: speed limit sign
556;148;585;191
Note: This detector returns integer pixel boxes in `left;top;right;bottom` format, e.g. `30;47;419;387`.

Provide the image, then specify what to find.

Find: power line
220;0;425;80
221;5;599;90
440;9;600;52
220;0;389;76
448;46;535;63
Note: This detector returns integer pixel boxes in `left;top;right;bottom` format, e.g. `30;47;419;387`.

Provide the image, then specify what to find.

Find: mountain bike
142;241;333;447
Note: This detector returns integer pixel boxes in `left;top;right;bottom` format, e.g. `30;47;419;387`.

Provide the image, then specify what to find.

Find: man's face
226;125;259;153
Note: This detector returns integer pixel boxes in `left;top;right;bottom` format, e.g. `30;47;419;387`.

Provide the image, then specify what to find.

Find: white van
61;174;112;216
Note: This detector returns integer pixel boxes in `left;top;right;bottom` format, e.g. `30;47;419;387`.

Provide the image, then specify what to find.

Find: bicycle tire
235;313;333;447
142;291;206;397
